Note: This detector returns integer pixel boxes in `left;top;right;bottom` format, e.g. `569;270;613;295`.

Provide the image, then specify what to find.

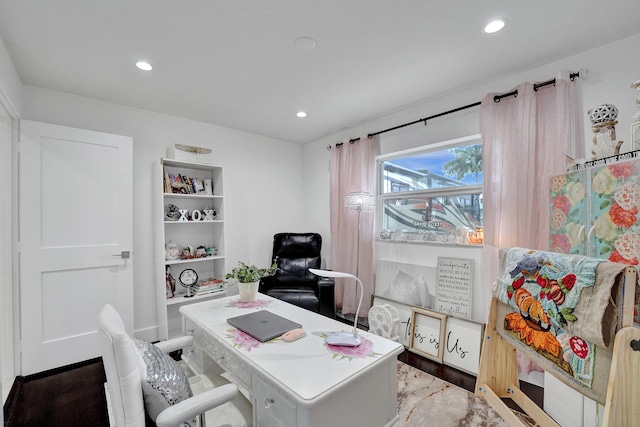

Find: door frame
0;86;19;397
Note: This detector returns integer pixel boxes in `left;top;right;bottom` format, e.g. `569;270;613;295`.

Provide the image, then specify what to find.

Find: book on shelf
195;278;224;295
164;172;209;195
163;169;172;193
195;287;225;296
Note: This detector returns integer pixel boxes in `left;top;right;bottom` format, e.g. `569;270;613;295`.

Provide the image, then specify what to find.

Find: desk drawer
217;346;252;390
183;319;204;372
254;374;296;427
193;326;252;391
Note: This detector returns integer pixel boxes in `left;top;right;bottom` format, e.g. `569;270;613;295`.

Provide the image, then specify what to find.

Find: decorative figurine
631;80;640;150
181;245;195;259
631;80;640;122
166;265;176;298
588;103;623;160
165;241;181;260
164;204;181;221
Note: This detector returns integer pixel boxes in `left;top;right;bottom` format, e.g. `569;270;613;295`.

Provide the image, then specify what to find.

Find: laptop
227;310;302;342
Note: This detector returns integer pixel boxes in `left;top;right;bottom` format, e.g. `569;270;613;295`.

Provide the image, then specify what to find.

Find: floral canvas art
550;159;640;324
550;160;640;264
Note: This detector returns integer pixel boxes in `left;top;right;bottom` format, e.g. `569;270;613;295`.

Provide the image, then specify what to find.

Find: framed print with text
442;316;485;375
409;307;447;363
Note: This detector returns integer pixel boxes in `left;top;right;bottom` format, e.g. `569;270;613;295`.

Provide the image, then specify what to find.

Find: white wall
303;32;640;323
0;36;22;117
21;86;308;338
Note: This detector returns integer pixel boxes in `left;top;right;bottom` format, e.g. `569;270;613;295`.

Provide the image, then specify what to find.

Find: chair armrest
154;335;194;354
155;383;239;427
259;274;277;291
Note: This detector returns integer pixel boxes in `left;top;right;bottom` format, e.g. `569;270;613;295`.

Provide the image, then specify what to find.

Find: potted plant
225;260;277;302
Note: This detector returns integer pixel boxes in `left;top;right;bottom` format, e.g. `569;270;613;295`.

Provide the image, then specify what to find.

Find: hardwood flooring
3;358;109;426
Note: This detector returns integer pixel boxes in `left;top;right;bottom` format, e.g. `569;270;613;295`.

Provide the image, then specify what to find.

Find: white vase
238;281;259;302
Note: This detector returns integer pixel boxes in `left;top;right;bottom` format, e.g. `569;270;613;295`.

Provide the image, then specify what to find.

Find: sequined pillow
133;338;195;427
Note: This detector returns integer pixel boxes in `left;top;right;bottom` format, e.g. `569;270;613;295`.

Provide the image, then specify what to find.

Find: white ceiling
1;1;639;144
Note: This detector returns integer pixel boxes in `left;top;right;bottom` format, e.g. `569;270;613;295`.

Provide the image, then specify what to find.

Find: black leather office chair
259;233;335;318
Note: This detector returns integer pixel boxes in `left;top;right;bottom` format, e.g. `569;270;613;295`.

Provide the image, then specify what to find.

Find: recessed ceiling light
483;18;507;34
296;111;307;118
295;37;316;51
135;61;153;71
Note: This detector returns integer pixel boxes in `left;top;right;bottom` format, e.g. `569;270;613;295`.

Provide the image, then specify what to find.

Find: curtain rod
493;71;580;102
329;71;580;150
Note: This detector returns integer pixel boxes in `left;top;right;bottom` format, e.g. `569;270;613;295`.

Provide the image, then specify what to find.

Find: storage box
166;144;212;164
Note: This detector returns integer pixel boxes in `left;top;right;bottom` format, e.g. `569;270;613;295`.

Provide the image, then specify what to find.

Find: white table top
180;293;403;405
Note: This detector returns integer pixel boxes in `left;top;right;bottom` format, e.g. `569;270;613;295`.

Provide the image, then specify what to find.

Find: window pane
381;144;482;194
381;193;483;233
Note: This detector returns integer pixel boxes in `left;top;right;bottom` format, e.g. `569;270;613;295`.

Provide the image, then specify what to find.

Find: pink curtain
481;70;580;373
329;136;379;317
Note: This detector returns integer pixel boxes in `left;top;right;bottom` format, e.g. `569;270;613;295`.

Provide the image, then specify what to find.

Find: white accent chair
98;304;249;427
367;304;400;342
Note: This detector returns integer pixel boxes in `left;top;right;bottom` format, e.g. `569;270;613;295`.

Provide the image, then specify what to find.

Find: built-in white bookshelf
154;158;227;340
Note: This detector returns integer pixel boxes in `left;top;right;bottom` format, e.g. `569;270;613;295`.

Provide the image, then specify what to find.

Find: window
376;135;483;241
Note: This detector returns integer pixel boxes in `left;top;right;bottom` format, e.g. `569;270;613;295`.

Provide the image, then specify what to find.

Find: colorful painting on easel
496;248;601;387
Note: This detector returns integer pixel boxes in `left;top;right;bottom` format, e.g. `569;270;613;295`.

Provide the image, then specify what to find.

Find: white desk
180;294;403;427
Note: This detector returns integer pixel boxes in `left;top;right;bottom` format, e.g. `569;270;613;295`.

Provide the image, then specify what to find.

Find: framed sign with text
436;257;473;319
442;316;485;375
409;307;447;363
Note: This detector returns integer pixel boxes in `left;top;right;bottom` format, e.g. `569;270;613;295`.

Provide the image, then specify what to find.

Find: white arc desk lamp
309;268;363;347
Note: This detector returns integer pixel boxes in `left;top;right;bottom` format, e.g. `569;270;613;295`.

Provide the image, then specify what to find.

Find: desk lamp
309;268;363;346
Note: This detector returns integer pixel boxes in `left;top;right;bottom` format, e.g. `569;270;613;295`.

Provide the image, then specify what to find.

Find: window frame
375;134;482;242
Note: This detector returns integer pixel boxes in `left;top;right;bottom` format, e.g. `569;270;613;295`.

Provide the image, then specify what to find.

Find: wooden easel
475;267;640;427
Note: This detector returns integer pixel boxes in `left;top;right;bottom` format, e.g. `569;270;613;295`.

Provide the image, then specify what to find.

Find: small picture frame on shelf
632;121;640;151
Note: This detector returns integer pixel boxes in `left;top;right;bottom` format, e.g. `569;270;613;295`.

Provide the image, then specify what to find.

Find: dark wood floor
3;350;543;426
3;358;110;426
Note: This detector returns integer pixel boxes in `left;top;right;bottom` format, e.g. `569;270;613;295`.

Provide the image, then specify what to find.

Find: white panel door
19;120;133;375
